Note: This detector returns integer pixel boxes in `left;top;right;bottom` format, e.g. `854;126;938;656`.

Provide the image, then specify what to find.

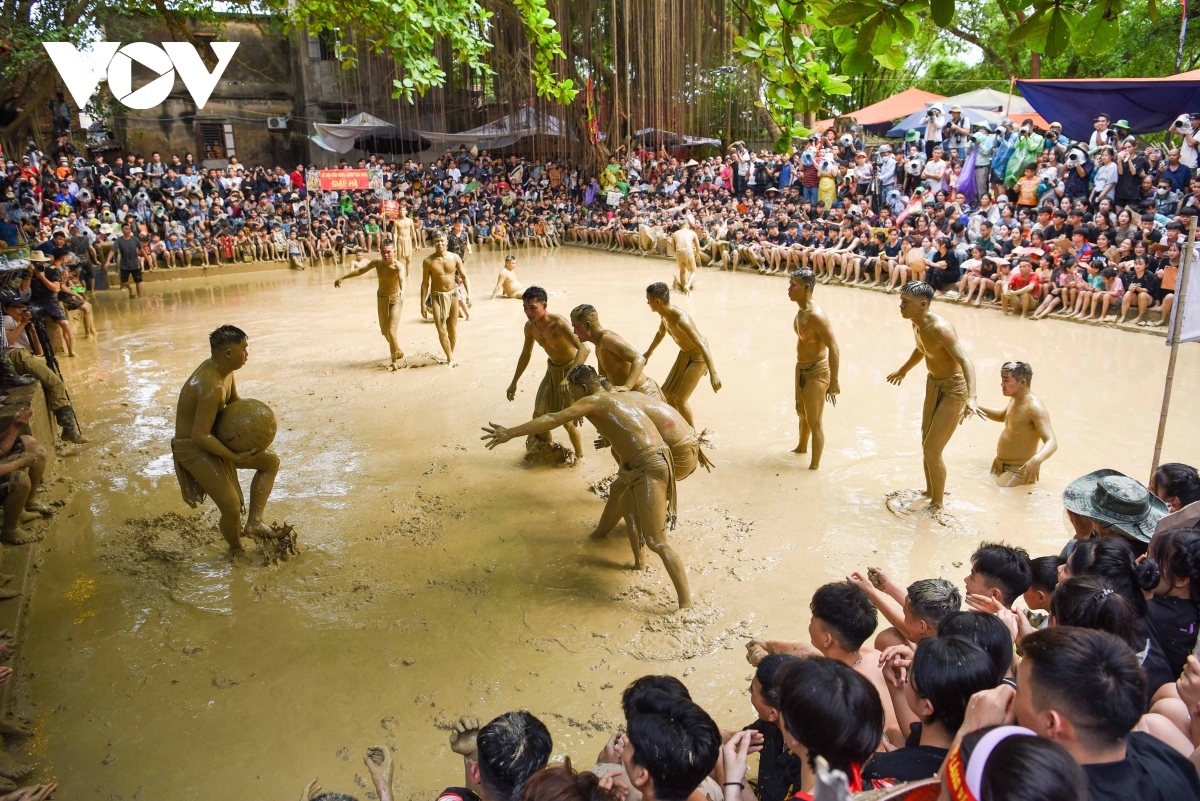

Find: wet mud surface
13;249;1200;799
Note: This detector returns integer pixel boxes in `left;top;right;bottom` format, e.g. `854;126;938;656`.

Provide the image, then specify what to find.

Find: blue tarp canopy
1017;70;1200;141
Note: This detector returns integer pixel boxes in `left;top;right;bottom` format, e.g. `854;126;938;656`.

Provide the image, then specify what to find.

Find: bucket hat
1062;469;1167;543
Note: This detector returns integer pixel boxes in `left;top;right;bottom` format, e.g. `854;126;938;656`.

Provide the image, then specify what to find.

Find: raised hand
481;424;512;449
449;716;483;757
364;746;394;801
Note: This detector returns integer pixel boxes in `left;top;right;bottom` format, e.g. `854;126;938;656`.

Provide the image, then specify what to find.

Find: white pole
1151;216;1197;479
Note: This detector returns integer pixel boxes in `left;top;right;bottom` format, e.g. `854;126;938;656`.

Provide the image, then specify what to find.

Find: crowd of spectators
300;463;1200;801
3;106;1195;327
1;107;1199;801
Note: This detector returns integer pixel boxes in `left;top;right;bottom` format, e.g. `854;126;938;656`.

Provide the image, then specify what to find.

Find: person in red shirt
289;164;304;196
1002;257;1041;317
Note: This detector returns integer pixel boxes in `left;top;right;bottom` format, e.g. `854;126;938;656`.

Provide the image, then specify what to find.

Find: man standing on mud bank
173;325;281;555
483;365;692;608
644;282;720;430
335;242;406;370
506;287;589;460
886;281;981;510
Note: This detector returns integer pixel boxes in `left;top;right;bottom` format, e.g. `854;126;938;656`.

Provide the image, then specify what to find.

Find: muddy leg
18;437;49;515
234;449;279;539
629;475;690;607
921;395;966;508
664;361;708;430
0;473;33;546
799;375;829;470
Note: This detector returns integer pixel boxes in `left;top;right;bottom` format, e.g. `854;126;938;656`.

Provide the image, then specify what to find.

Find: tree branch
945;23;1018;76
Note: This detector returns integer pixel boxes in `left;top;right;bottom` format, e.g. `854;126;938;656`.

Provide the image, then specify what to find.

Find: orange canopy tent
816;88;946;130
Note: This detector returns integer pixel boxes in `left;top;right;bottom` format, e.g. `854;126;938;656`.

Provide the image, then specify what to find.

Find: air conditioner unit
267;117;288;130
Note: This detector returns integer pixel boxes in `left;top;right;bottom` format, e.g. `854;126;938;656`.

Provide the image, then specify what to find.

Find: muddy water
16;249;1200;799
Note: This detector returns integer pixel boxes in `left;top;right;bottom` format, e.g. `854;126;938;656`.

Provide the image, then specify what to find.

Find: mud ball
214;399;276;454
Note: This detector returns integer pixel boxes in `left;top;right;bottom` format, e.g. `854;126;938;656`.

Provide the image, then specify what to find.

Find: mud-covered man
483;365;692;608
173;325;281;555
506;287;589;460
335;242;406;369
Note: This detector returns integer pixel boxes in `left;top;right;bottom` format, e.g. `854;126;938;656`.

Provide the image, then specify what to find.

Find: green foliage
283;0;570;102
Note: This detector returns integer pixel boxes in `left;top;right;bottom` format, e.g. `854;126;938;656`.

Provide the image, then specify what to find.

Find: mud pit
16;250;1200;799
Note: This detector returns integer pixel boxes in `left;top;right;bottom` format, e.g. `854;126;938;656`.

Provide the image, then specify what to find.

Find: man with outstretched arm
334;242;406;369
483;365;692;608
505;287;589;460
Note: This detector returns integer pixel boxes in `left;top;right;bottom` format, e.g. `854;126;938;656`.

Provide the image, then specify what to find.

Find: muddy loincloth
429;288;458;323
672;432;714;481
632;375;665;400
395;233;414;258
662;345;707;398
618;443;678;530
795;357;831;392
921;373;969;440
537;356;582;427
991;458;1028;478
171;437;243;510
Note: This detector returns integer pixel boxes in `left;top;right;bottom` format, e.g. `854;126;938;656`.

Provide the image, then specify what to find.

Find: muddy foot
23;501;54;517
0;575;12;587
0;529;41;545
244;521;283;539
0;749;32;780
17;511;40;524
791;444;808;454
588;528;610;540
0;716;31;736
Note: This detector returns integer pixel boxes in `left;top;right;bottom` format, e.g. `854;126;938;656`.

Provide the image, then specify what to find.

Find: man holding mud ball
172;325;282;556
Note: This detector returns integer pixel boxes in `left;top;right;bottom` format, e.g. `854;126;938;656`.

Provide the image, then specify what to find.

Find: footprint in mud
885;489;978;534
621;601;756;661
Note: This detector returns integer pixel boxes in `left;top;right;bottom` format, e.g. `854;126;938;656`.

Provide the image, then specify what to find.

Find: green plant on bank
731;0;1171;150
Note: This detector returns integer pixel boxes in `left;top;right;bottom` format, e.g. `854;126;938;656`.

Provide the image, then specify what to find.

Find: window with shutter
196;122;226;160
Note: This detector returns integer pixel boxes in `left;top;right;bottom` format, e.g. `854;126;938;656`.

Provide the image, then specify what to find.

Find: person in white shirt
923;104;946;158
921;147;947;191
1088;114;1117;150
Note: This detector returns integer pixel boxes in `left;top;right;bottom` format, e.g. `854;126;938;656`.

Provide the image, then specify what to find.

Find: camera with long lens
1065;147;1088;168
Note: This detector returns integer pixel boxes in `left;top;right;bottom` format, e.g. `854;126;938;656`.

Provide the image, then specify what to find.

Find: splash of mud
249;522;298;565
588;473;619;500
524;437;577;467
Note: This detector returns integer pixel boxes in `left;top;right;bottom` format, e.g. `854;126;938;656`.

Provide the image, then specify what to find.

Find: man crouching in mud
483;365;691;609
173;325;280;556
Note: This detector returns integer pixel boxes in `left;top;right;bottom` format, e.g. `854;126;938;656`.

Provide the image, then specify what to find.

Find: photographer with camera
944;105;972;156
1089;114;1117;150
921;104;946;159
1;288;85;443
